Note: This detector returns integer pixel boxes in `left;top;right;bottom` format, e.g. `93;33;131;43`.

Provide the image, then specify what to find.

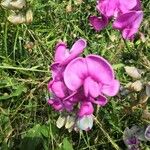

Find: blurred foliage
0;0;150;149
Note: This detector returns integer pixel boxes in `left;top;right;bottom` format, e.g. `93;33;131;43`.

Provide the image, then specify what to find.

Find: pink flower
89;0;143;40
48;39;87;112
54;38;87;66
113;11;143;40
48;39;120;130
64;54;120;105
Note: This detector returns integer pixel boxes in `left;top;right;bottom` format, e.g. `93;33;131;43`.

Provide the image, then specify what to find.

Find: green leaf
20;124;44;150
0;84;27;100
62;138;73;150
40;125;49;138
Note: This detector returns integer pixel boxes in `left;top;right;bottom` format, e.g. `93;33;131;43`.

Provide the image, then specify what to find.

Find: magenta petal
48;99;54;105
113;11;143;29
98;0;118;17
133;0;142;10
113;11;143;39
119;0;137;13
48;99;63;111
64;101;74;112
86;55;114;84
89;15;108;31
51;62;64;79
94;95;108;106
122;28;137;40
102;79;120;96
54;42;69;62
78;102;94;117
84;77;100;98
48;80;53;92
70;38;87;53
51;81;68;98
61;39;87;66
64;57;88;91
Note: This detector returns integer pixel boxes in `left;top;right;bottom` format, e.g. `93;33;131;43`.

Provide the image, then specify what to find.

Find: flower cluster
89;0;143;40
123;125;150;150
47;38;120;131
1;0;33;24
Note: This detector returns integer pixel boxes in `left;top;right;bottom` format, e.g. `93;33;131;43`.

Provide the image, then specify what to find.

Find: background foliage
0;0;150;149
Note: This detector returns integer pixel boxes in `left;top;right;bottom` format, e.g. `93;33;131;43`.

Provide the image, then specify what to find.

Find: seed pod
26;9;33;23
139;92;148;107
1;0;26;10
56;115;66;129
1;0;11;8
145;126;150;141
146;82;150;97
10;0;26;9
126;80;143;92
142;110;150;121
66;2;72;13
124;66;142;79
8;13;26;24
75;0;83;5
65;115;75;129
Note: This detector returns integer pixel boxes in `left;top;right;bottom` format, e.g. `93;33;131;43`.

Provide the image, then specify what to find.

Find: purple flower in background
113;11;143;40
123;125;150;150
48;38;120;131
89;0;143;40
145;125;150;141
123;126;140;150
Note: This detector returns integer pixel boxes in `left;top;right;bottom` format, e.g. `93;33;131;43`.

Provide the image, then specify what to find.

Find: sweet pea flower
64;54;120;105
48;38;120;131
123;126;140;150
89;0;143;40
145;125;150;141
113;11;143;40
48;38;87;111
54;38;87;66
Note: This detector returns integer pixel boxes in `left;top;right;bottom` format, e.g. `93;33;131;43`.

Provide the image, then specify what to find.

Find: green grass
0;0;150;150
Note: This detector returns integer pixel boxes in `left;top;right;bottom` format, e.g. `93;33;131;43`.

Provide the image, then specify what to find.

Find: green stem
13;26;19;60
0;65;49;73
4;12;8;56
95;117;121;150
123;38;130;52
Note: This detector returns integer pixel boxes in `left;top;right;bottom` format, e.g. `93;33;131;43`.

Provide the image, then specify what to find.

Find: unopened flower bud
26;9;33;23
8;13;26;24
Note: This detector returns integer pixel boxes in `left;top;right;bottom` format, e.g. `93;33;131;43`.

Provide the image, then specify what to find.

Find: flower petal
89;15;108;31
84;76;100;98
113;11;143;39
119;0;137;13
78;102;94;117
102;79;120;96
48;99;63;111
54;42;69;62
113;11;143;29
145;126;150;141
77;115;93;131
86;55;114;84
51;81;68;98
64;57;88;91
61;39;87;66
51;62;64;79
93;95;108;106
133;0;142;10
97;0;118;17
